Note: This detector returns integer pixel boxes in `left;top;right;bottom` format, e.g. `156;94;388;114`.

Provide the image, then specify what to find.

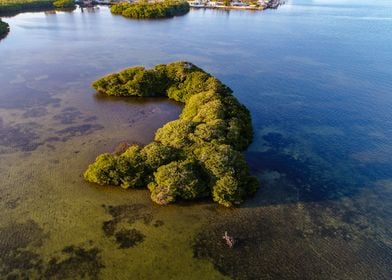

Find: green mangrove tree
110;0;190;19
85;61;259;207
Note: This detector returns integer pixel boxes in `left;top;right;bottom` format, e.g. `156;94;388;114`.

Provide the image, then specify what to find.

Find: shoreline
189;0;284;11
0;1;284;16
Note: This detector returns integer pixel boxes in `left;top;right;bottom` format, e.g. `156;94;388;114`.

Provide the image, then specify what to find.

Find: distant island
110;0;190;19
0;0;75;16
84;61;259;207
0;18;9;39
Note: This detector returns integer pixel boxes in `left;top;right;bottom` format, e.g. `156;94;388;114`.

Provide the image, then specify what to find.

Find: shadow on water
93;92;182;106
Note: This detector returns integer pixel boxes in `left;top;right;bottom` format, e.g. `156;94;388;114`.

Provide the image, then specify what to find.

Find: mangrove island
84;61;259;207
110;0;190;19
0;18;9;39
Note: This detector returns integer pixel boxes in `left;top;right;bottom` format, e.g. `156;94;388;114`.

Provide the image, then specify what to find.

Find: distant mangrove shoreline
0;0;75;17
0;0;284;19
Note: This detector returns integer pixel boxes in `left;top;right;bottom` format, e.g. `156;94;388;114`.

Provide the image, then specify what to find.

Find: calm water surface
0;1;391;279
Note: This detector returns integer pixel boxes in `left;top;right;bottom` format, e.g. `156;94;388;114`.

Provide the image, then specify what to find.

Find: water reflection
80;6;100;13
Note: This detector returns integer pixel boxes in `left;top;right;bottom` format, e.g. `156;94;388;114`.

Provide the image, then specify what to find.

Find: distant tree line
84;61;259;207
0;0;75;16
111;0;190;19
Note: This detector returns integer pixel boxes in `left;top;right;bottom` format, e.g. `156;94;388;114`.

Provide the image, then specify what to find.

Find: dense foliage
0;0;74;15
53;0;74;8
110;0;190;19
0;18;9;39
85;61;258;207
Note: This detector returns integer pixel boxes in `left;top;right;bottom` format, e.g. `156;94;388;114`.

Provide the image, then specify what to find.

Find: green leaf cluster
85;61;259;207
148;159;209;205
84;143;180;189
110;0;190;19
53;0;74;8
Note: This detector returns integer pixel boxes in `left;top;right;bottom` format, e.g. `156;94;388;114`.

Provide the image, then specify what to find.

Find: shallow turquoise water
0;1;391;279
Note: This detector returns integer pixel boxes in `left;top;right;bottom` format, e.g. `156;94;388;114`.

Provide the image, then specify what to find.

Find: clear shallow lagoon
0;1;391;279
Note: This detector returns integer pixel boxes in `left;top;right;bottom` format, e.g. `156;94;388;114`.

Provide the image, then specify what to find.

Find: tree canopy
85;61;259;207
53;0;74;8
0;0;75;16
110;0;190;19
